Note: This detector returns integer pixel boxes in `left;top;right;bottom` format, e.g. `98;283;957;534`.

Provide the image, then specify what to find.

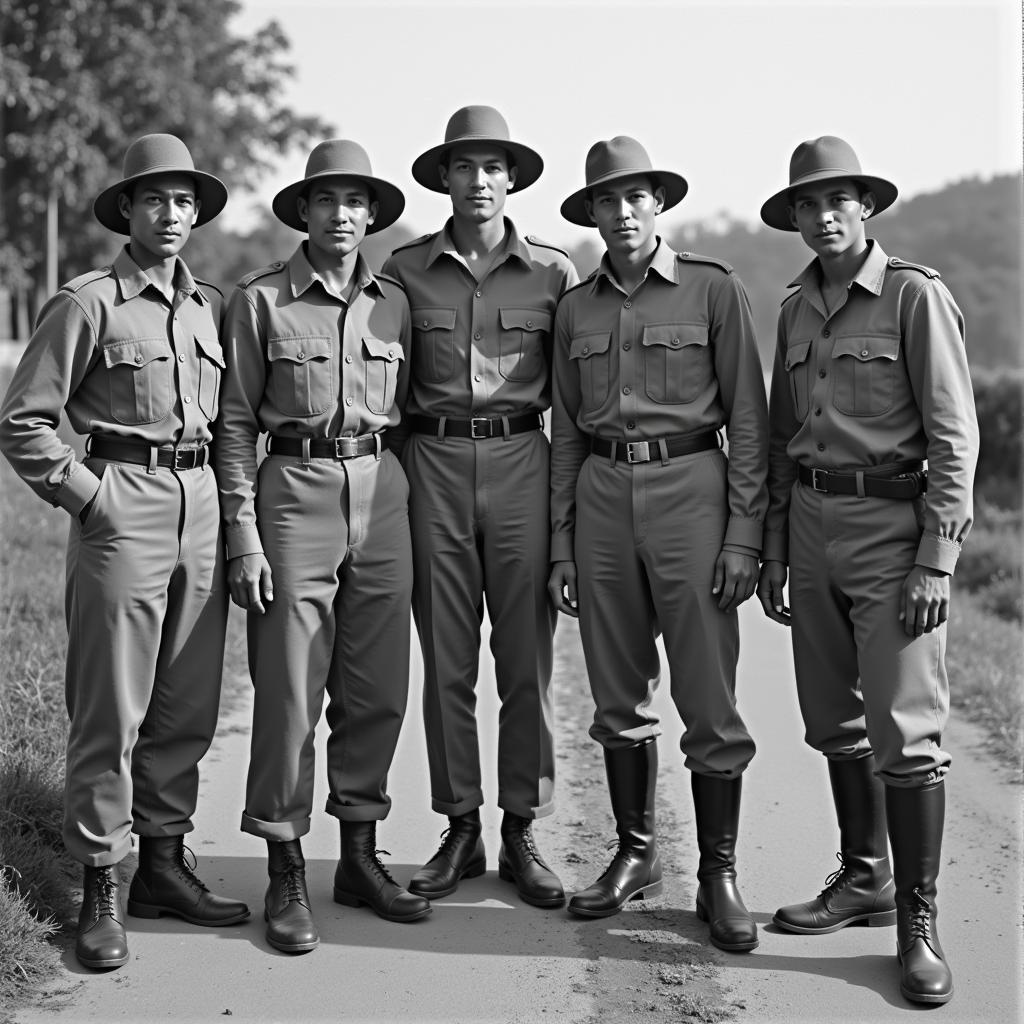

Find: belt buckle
334;437;352;459
810;468;829;493
625;441;651;464
172;448;190;471
470;417;490;440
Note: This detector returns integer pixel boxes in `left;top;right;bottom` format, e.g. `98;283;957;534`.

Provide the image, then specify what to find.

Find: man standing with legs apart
549;137;768;952
216;140;428;954
756;136;978;1005
383;106;578;908
0;134;249;970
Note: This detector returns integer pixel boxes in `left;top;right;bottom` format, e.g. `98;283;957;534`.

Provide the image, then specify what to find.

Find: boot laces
357;830;398;886
173;844;210;894
506;823;540;863
90;867;120;917
272;847;307;903
819;851;854;898
906;887;934;942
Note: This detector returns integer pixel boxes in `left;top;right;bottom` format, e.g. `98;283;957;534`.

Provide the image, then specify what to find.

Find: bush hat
411;105;544;193
760;135;898;231
273;139;405;234
560;136;688;227
93;133;228;234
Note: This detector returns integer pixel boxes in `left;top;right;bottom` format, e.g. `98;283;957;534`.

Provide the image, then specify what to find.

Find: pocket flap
267;335;332;364
785;339;812;370
642;322;708;350
412;307;457;332
570;332;611;359
195;334;225;368
103;337;170;369
362;336;404;362
832;334;901;362
499;307;552;332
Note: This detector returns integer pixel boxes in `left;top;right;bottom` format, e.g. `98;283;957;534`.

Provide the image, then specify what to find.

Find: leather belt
88;436;209;471
797;461;927;499
268;434;382;460
590;430;720;466
409;412;542;440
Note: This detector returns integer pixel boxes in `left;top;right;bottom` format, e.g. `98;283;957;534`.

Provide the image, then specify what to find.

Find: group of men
0;107;978;1008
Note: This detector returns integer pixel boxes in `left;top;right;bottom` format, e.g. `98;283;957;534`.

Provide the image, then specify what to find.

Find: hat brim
93;168;227;234
760;172;898;231
272;171;406;234
411;139;544;194
560;169;689;227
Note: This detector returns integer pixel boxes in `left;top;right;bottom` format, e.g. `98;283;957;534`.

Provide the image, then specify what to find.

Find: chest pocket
569;331;612;407
412;307;456;384
362;336;404;415
195;335;225;421
642;322;712;405
267;335;333;418
498;307;550;383
102;337;174;425
784;338;813;421
831;334;901;417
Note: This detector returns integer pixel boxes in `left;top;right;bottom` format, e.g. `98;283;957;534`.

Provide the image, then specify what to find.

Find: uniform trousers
64;459;227;866
241;450;412;839
575;448;755;778
402;429;556;819
787;483;950;786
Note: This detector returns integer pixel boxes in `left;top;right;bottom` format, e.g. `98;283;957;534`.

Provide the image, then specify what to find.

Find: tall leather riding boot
127;835;250;926
568;739;662;918
691;773;758;952
333;821;431;923
774;755;896;933
497;812;565;908
886;780;953;1005
76;863;129;969
408;809;486;899
265;839;319;954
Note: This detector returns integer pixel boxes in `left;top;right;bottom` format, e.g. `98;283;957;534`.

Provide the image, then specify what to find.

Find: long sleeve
763;318;802;563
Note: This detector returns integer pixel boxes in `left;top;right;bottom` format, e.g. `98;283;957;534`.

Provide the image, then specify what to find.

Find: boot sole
332;888;432;922
567;879;664;918
127;899;251;927
76;950;129;970
772;908;897;934
408;857;487;900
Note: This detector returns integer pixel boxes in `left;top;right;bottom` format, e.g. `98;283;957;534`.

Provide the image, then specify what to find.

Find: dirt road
14;605;1023;1024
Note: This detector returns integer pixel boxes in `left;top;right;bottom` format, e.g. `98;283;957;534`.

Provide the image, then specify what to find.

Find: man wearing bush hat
756;135;979;1005
382;105;578;908
216;139;429;953
0;133;250;970
549;136;768;952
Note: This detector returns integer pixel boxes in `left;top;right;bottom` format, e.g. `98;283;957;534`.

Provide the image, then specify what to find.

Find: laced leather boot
692;773;758;952
265;838;319;953
497;813;564;908
568;739;663;918
774;756;896;933
408;809;486;899
333;821;431;922
76;863;129;969
887;780;953;1005
128;835;249;926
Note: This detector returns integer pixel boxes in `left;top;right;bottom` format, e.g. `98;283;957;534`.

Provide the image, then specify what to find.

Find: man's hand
711;550;759;613
756;559;791;626
228;553;274;614
547;560;579;617
900;565;950;637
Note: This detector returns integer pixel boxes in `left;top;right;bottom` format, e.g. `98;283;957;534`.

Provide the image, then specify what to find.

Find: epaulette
389;232;435;254
523;234;570;258
780;285;801;308
237;262;287;288
677;251;734;274
886;256;940;279
375;271;407;293
61;266;112;293
555;271;597;306
194;277;223;299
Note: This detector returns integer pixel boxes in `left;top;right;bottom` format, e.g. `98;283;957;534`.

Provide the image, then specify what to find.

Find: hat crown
304;139;375;180
443;105;512;145
789;135;863;186
584;137;655;187
122;133;198;179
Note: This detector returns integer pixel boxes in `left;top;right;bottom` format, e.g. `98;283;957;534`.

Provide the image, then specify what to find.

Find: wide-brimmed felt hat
273;139;405;234
760;135;898;231
560;137;688;227
411;105;544;193
93;133;227;234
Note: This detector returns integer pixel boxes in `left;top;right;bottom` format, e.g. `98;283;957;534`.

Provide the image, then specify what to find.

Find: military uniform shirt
550;239;769;563
0;246;223;515
763;240;979;574
215;243;411;559
382;218;578;417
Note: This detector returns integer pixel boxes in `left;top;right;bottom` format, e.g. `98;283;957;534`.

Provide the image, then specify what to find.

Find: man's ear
367;199;379;228
117;192;132;221
296;196;310;226
584;197;597;226
654;185;666;215
438;164;449;192
859;189;876;220
507;165;517;192
190;198;201;226
788;205;799;230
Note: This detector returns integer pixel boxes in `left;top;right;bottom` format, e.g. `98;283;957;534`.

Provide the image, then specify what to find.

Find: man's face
297;176;377;259
788;178;874;259
440;145;517;224
585;175;664;257
119;174;200;260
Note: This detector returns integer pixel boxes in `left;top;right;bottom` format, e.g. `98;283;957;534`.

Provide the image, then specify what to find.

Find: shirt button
671;338;680;346
817;442;825;451
422;320;429;327
345;354;353;364
582;346;590;355
473;374;482;382
818;369;827;378
475;291;482;298
814;407;822;416
345;396;354;406
623;300;632;309
297;350;305;359
183;396;192;404
474;332;482;340
622;386;631;395
626;420;636;430
135;355;143;364
823;328;831;338
861;349;869;357
388;349;395;358
623;342;631;351
526;320;533;328
177;353;185;362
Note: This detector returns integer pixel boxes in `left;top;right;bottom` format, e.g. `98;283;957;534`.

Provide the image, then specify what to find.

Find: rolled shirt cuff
225;522;264;560
550;532;575;564
56;462;102;517
915;531;960;575
723;515;763;555
761;529;788;564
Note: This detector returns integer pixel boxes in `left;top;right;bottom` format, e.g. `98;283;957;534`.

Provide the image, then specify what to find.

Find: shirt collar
113;247;205;304
287;242;381;300
788;238;890;298
588;236;677;295
425;217;531;270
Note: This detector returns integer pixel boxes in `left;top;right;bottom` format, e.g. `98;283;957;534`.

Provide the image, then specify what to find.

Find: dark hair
440;146;516;175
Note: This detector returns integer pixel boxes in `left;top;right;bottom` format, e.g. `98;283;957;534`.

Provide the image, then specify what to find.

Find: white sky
225;0;1023;245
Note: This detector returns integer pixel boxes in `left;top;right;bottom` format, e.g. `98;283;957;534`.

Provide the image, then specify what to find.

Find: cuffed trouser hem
431;791;484;817
325;798;391;823
70;845;131;869
240;812;310;842
879;767;949;789
497;798;555;820
132;822;192;838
